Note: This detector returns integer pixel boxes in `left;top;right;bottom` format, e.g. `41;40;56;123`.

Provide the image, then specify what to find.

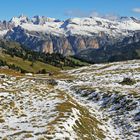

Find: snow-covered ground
0;75;106;139
0;30;8;37
0;60;140;139
57;60;140;140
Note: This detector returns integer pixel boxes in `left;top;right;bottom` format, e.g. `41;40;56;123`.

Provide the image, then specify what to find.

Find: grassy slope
0;52;61;74
62;57;89;70
0;69;22;76
68;57;89;65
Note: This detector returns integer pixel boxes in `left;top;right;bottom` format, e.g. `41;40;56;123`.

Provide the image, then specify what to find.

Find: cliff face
75;32;140;63
42;41;53;54
5;25;119;56
5;26;140;62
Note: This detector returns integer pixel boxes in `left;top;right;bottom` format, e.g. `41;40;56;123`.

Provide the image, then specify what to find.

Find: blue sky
0;0;140;20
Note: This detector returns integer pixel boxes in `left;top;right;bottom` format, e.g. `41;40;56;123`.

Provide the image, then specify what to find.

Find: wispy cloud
89;11;100;17
65;9;118;20
65;9;91;17
103;14;119;20
65;9;101;18
132;8;140;13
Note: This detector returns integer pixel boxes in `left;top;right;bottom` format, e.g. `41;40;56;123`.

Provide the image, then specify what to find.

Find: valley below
0;60;140;140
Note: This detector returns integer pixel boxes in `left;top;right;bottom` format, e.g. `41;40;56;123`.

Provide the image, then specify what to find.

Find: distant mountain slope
75;35;140;63
0;40;88;73
1;15;140;62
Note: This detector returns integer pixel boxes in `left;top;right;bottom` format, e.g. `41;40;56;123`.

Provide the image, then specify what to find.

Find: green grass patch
0;53;61;74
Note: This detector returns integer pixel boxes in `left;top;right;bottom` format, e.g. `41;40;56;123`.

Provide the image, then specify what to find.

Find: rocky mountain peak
31;15;56;25
10;15;29;26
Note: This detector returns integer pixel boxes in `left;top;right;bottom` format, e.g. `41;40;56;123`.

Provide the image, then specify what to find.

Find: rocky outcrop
0;21;14;30
42;41;53;54
87;38;99;49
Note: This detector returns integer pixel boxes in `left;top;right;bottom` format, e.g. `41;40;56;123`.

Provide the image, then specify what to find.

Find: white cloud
103;14;119;20
89;11;101;17
65;9;119;20
133;8;140;13
65;9;91;17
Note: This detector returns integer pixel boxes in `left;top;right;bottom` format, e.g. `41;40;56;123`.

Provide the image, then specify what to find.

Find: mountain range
1;15;140;63
0;15;140;140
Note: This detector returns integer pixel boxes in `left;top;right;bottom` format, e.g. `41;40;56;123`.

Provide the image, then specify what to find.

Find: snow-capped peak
10;15;29;26
31;15;56;25
1;15;140;37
